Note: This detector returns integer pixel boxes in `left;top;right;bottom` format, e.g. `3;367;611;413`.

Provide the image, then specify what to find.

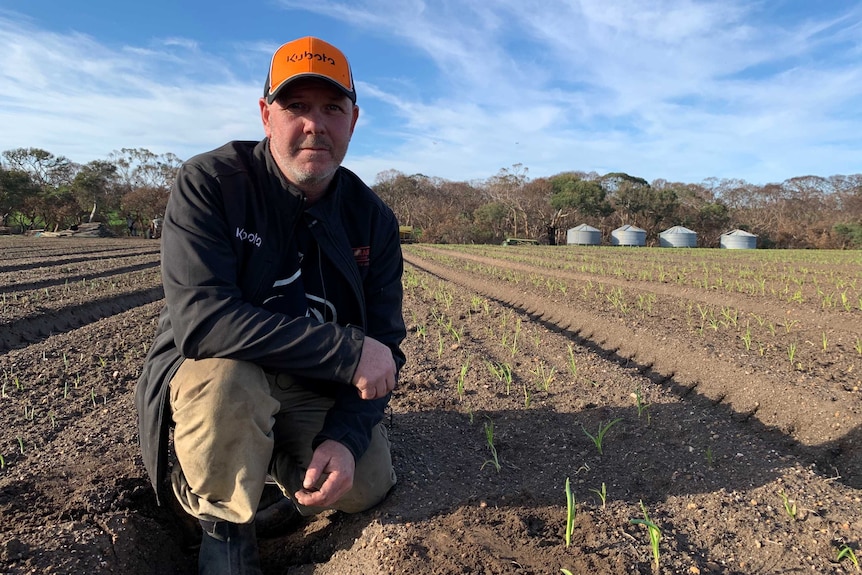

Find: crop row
432;244;862;315
404;245;862;389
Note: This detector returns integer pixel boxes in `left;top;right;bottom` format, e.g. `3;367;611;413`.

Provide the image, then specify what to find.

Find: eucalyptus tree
484;164;530;238
0;166;38;229
71;160;122;222
1;148;80;229
549;172;612;226
2;147;76;189
110;147;182;229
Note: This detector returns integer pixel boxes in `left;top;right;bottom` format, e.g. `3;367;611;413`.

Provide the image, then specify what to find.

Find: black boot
255;484;303;539
198;520;262;575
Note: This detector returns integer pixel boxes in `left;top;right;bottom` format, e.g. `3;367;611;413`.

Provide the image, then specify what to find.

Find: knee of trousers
169;358;280;524
333;425;398;514
170;357;279;421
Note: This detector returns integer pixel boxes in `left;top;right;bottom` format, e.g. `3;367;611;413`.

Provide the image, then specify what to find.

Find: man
135;36;406;574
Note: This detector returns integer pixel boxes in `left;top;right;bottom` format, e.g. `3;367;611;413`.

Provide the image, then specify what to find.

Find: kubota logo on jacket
236;227;262;247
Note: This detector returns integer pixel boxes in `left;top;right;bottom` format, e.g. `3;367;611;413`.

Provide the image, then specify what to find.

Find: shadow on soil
515;296;862;492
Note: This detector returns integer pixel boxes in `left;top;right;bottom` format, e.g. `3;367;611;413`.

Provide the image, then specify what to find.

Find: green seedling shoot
582;418;622;455
632;386;650;421
778;489;797;520
564;477;576;547
456;360;469;400
481;418;501;473
561;570;574;575
509;318;522;357
630;500;661;570
740;327;752;351
501;363;513;394
487;361;514;395
836;544;860;571
566;344;578;377
532;361;556;391
590;482;607;508
446;320;461;344
788;342;797;365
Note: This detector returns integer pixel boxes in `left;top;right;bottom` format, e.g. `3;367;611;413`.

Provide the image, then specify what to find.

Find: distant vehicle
399;225;416;243
501;237;538;246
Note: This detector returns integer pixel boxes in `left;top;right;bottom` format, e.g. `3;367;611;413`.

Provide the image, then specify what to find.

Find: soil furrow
0;250;160;274
0;286;165;353
0;261;160;294
403;251;862;485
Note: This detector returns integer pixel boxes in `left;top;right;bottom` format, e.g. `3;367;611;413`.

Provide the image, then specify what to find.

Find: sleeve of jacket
161;161;364;381
313;205;407;459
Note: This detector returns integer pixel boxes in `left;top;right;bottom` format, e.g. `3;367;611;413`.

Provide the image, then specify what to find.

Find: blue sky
1;1;861;186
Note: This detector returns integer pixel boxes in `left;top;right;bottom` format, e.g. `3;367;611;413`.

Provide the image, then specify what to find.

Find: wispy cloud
1;2;860;184
0;12;262;161
280;0;862;183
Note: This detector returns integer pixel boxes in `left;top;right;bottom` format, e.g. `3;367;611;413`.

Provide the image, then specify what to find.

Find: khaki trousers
169;358;396;524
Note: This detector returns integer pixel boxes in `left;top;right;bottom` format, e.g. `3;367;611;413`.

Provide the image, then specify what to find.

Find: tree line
374;165;862;249
0;147;180;236
2;148;861;248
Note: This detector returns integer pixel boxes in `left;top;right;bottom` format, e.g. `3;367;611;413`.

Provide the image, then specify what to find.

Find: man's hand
294;440;355;508
351;336;396;400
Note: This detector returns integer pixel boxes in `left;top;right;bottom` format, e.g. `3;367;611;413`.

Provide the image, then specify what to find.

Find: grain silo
566;224;601;246
720;229;757;249
659;225;698;248
610;224;646;246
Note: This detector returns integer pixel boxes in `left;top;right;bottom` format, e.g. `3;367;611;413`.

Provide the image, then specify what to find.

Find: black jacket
135;139;406;501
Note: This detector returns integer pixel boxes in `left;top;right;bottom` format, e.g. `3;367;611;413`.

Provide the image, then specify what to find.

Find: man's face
260;78;359;198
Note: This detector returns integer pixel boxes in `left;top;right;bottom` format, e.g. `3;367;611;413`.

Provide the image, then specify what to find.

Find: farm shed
566;224;601;246
720;229;757;249
610;224;646;246
659;225;697;248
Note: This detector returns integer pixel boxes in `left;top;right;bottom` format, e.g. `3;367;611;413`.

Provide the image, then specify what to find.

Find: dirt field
1;237;861;574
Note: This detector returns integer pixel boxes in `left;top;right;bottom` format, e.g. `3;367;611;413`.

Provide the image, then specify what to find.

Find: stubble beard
274;137;348;194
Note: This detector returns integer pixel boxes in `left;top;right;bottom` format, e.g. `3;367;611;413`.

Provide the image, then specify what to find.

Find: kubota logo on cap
267;37;355;102
286;50;337;66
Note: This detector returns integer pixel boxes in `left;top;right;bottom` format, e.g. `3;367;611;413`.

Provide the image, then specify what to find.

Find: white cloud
1;2;860;185
0;13;263;162
333;1;862;183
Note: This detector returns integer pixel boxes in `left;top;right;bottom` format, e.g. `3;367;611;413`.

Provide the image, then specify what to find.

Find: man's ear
350;104;360;136
259;98;272;137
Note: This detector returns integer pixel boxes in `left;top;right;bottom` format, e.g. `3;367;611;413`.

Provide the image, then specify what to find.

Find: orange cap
264;37;355;104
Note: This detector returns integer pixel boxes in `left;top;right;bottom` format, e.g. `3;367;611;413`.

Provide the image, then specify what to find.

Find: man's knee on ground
339;466;396;513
